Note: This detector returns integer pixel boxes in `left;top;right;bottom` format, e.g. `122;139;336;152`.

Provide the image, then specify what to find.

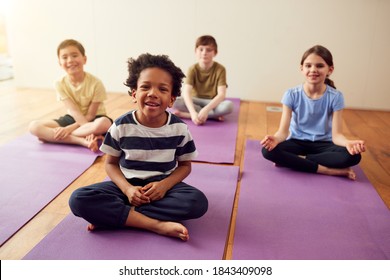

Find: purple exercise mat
177;98;240;164
23;163;239;260
233;140;390;260
0;134;101;245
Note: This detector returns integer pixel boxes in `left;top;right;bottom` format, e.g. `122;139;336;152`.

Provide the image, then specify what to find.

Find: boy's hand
53;127;71;140
190;112;203;125
124;186;150;206
142;182;169;201
197;108;209;124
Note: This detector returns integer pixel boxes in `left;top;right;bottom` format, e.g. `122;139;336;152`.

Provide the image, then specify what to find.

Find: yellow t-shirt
55;72;107;115
186;62;227;99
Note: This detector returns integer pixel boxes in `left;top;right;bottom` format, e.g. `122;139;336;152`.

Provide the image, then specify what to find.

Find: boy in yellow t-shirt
29;39;112;152
173;35;233;125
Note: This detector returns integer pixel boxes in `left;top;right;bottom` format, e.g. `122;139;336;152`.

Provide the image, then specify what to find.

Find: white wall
5;0;390;110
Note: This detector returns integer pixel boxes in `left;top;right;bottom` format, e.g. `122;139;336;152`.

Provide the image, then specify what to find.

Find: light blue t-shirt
282;85;345;142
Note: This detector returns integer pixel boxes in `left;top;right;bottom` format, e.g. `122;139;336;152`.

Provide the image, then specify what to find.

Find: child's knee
68;189;87;216
93;117;110;130
261;146;273;160
218;100;234;115
349;153;362;166
28;120;40;135
189;190;208;219
226;101;234;114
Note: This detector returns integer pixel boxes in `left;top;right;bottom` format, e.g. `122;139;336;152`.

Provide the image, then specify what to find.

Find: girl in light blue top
261;45;365;180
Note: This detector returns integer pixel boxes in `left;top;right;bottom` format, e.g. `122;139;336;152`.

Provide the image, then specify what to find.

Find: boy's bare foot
126;208;190;241
89;220;189;241
153;221;189;241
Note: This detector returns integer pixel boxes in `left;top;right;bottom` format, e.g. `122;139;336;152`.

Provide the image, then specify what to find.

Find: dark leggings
54;114;113;127
262;139;361;173
69;176;208;228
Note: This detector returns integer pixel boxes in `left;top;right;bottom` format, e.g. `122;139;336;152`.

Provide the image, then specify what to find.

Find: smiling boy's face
132;67;176;127
58;45;87;75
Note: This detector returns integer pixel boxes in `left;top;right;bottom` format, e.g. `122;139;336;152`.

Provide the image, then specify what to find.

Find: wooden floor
0;87;389;260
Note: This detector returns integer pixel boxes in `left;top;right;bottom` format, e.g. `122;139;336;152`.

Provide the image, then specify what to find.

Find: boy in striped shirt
69;54;208;241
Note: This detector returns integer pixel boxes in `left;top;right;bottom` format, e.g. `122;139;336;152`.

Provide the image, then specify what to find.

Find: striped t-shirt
100;110;198;180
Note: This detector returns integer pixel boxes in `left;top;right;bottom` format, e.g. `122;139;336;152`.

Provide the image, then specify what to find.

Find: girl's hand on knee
261;135;278;151
346;140;366;155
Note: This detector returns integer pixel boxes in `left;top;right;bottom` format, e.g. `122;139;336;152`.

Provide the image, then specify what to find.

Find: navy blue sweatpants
69;176;208;228
262;139;361;173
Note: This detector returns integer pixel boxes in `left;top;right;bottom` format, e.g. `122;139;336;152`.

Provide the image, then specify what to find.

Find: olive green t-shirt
186;62;227;99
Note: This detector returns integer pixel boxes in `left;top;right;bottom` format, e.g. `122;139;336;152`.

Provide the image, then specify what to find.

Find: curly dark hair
124;53;185;97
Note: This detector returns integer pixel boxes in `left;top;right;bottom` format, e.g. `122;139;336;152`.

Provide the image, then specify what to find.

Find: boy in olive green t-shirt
173;35;233;125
